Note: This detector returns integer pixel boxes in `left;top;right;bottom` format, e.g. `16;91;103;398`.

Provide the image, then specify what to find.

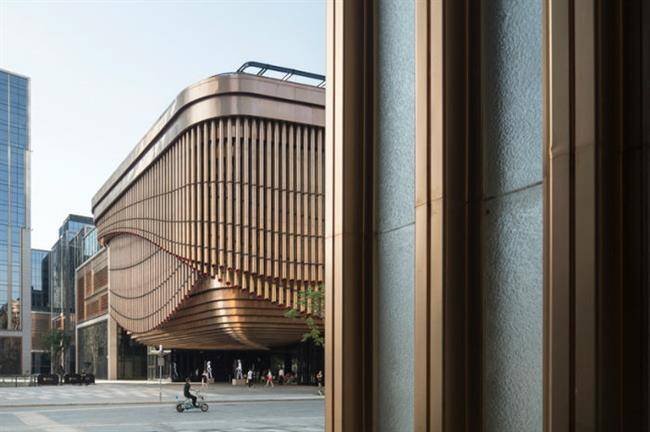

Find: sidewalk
0;382;324;408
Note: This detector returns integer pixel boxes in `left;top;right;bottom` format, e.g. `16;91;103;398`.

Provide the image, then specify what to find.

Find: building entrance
168;342;323;385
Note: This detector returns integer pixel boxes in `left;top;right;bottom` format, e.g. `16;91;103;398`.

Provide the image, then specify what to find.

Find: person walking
278;367;285;385
316;370;323;395
206;361;213;381
235;359;244;380
265;370;274;388
247;369;254;389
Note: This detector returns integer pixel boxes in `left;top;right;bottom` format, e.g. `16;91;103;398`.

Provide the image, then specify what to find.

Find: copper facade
544;1;650;429
76;248;108;324
327;1;648;431
30;311;49;352
92;72;325;351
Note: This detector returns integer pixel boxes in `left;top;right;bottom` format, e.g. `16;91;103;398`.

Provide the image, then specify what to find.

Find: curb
0;396;325;409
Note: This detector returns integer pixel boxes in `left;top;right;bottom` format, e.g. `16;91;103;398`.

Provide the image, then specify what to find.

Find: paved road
0;383;322;407
0;400;324;432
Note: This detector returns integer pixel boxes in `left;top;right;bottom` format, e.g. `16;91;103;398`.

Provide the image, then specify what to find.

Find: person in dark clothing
184;378;197;407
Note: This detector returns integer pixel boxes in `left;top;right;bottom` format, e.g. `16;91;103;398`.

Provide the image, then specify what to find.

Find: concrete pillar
107;314;118;380
375;3;415;431
481;0;544;430
21;228;31;375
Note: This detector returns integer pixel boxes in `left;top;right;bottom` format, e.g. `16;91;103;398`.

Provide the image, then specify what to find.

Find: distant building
31;249;49;311
49;214;94;373
75;246;109;378
0;69;31;375
31;249;50;374
74;235;146;379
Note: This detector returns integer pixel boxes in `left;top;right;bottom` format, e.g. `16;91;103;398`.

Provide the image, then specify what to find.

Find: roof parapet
237;61;326;88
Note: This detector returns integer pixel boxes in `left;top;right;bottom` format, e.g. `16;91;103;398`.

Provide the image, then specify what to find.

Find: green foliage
42;329;71;370
284;285;325;347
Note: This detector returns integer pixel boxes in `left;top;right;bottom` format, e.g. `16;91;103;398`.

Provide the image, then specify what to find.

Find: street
0;383;323;407
0;400;324;432
0;384;324;431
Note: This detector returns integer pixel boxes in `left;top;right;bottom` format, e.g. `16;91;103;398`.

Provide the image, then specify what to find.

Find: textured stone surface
481;1;544;430
376;225;415;432
483;185;543;432
482;0;543;198
376;0;415;234
375;2;415;432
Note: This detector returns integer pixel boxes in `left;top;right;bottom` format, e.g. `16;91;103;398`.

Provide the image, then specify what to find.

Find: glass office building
50;214;94;373
50;215;94;317
31;249;48;311
82;227;99;259
31;249;50;374
0;69;31;375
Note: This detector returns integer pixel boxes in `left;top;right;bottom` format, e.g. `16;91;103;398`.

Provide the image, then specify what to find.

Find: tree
83;324;103;375
284;285;324;347
42;329;71;374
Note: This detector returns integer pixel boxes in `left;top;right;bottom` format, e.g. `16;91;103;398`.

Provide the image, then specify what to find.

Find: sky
0;0;326;250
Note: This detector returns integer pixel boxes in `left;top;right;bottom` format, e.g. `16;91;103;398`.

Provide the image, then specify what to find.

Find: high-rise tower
0;69;31;375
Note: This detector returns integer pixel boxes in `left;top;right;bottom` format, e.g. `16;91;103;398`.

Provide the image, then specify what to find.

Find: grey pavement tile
0;383;322;408
1;397;323;432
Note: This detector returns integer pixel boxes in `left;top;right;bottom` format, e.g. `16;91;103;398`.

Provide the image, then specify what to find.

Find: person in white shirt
206;361;213;380
247;369;254;389
236;359;243;380
278;368;285;385
265;370;274;387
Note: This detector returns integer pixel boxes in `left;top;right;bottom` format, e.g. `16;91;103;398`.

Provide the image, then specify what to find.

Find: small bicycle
175;391;209;413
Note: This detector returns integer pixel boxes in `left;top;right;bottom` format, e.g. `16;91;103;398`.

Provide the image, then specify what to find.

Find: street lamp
149;345;170;402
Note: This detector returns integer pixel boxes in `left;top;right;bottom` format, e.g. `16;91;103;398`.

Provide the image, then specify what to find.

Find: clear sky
0;0;326;250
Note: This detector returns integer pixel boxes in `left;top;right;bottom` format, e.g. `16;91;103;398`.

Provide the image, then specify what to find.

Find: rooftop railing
237;61;326;88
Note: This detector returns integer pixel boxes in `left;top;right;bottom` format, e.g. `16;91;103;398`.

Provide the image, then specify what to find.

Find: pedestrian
278;367;285;385
247;369;254;389
316;370;323;395
201;369;208;388
265;370;274;387
206;361;213;381
235;359;244;380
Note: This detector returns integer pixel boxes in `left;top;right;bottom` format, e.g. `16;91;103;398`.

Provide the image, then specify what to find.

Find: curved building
92;63;325;351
